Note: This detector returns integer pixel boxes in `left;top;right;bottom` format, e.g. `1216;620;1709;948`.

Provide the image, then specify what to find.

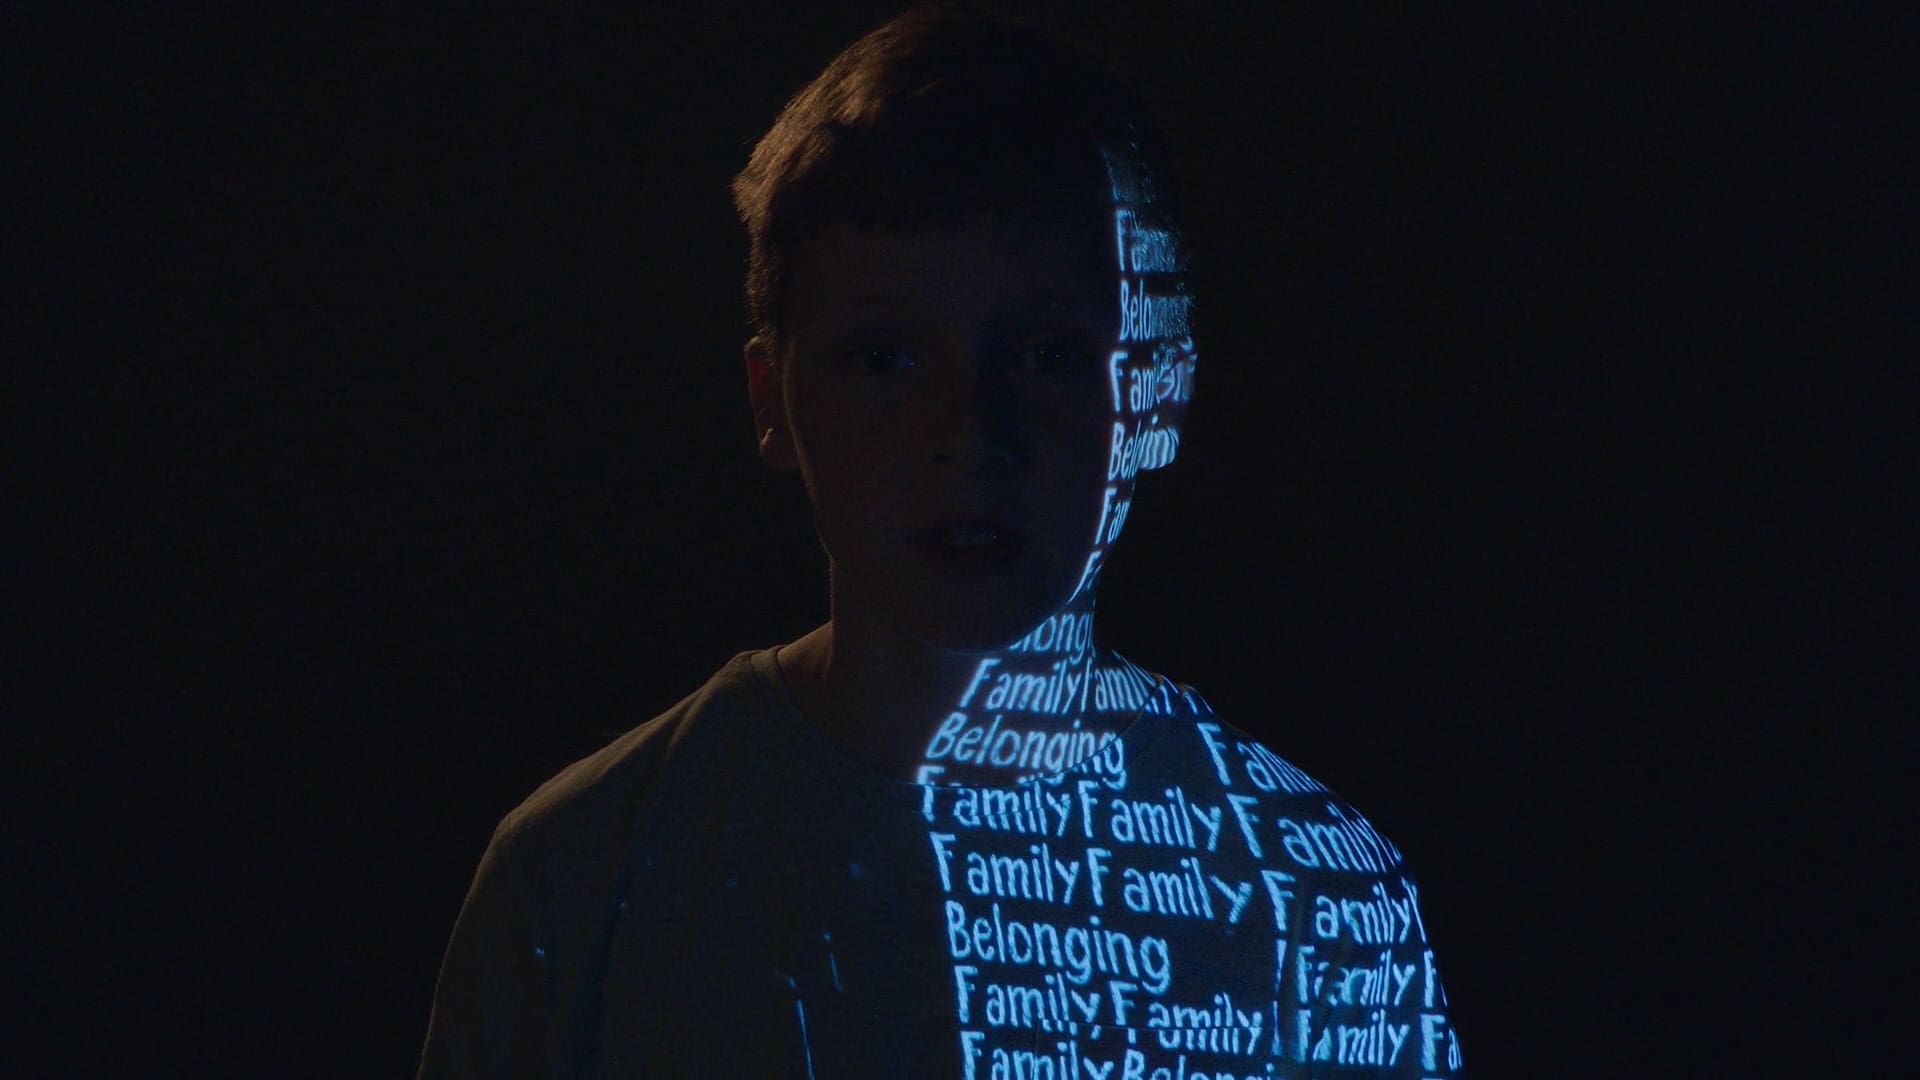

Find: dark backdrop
14;4;1903;1076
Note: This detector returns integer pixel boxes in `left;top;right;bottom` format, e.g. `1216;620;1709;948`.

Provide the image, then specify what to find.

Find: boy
420;9;1463;1077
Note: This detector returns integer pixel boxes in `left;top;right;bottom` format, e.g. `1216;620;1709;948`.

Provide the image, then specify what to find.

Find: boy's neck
777;621;982;779
776;604;1120;783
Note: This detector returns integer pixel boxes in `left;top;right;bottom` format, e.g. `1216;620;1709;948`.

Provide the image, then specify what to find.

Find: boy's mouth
931;525;999;548
909;521;1025;562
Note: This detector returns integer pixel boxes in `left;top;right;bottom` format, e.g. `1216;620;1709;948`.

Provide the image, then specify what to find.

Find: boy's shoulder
489;649;779;856
479;652;1414;881
1140;677;1412;870
1144;675;1330;796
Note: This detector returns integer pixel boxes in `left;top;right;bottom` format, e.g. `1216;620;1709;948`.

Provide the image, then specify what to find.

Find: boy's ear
745;336;800;471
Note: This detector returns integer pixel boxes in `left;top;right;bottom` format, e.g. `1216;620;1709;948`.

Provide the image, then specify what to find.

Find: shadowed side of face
767;203;1120;652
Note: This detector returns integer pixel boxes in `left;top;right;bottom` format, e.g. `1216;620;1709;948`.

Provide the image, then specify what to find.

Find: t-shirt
418;649;1465;1078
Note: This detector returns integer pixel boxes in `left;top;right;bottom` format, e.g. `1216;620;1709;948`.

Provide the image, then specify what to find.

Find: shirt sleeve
1307;866;1465;1078
417;824;549;1079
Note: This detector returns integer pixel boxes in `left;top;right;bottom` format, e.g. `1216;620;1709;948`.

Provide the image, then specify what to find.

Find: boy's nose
927;367;1023;475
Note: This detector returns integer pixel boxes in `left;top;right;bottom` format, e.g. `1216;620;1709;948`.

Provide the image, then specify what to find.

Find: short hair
731;6;1189;351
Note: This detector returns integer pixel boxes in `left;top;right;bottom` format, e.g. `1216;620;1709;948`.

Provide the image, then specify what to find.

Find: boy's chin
894;595;1072;656
836;558;1087;655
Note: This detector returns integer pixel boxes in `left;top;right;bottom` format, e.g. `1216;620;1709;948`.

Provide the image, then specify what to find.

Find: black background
13;4;1906;1076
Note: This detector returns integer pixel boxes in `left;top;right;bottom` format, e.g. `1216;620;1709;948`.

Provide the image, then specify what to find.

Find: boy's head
731;7;1188;356
735;8;1199;650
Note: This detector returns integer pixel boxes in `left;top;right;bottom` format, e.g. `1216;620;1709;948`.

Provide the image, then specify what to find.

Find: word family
916;678;1462;1077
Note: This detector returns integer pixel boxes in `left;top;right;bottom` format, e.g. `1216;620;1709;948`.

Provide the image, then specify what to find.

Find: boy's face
751;205;1122;652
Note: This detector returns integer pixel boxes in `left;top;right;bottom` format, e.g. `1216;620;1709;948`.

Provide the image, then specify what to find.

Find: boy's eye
849;344;917;372
1017;340;1088;372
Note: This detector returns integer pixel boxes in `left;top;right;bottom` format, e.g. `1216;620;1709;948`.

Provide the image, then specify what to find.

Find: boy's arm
1313;867;1466;1079
416;825;547;1079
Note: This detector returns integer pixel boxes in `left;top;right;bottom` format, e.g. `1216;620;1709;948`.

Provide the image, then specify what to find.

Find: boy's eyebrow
844;289;921;311
999;292;1112;333
1010;290;1102;316
840;289;1101;319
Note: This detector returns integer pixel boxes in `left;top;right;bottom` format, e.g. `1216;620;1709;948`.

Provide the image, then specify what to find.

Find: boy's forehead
793;207;1117;315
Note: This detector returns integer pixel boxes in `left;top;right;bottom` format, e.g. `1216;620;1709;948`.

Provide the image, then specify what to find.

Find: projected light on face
881;145;1460;1080
1080;144;1196;602
911;144;1197;791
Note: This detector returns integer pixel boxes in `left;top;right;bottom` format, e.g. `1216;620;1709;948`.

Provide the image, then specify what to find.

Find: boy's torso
474;650;1462;1078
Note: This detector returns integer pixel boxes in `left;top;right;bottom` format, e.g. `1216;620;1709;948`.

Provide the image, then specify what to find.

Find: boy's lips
907;519;1026;561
